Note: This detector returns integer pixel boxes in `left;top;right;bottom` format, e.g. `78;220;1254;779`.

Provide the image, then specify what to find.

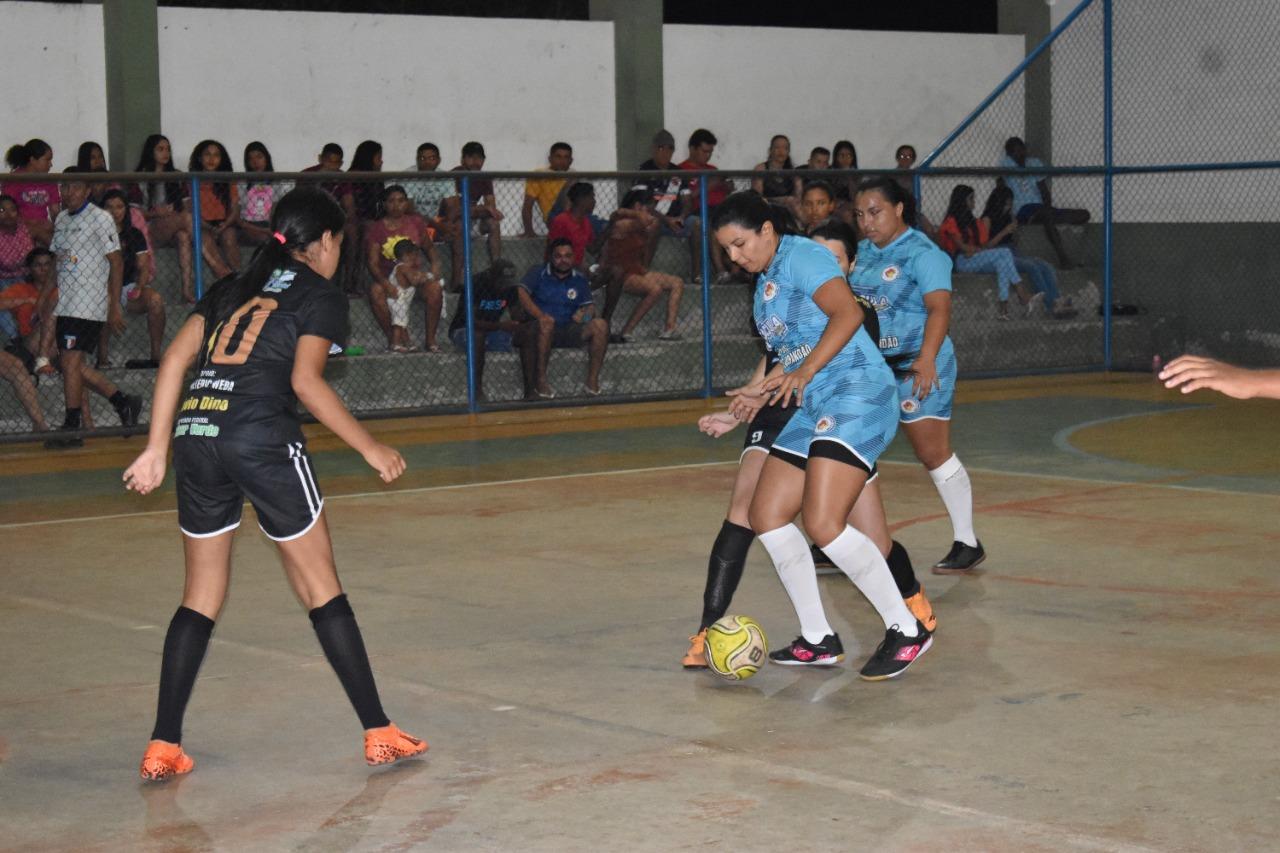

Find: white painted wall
1;2;108;171
662;25;1026;171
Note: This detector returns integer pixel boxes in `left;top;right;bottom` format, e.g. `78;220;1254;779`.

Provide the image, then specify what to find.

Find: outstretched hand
698;411;740;438
1159;355;1260;399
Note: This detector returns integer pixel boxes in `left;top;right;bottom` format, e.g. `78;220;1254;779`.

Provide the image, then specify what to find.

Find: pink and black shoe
769;634;845;666
858;621;932;681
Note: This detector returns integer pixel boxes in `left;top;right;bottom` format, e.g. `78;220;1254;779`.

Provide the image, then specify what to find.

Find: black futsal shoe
44;425;84;449
932;540;986;575
811;543;840;576
114;393;143;427
858;621;933;681
769;633;844;666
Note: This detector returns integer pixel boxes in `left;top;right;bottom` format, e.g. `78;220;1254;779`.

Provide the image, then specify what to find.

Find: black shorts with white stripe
173;438;324;542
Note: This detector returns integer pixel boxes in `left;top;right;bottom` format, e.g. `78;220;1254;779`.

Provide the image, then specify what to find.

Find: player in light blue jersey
851;177;984;573
713;191;931;680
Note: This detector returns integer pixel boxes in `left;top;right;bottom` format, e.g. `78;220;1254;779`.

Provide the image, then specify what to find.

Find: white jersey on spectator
51;203;121;322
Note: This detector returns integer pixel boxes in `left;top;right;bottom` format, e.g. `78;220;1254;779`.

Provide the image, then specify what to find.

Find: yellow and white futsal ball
705;615;768;681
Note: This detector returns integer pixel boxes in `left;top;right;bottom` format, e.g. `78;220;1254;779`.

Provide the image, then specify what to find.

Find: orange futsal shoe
364;723;428;766
904;585;938;634
139;740;194;781
682;629;708;668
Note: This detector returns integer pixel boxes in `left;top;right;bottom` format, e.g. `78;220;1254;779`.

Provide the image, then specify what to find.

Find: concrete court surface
0;374;1278;851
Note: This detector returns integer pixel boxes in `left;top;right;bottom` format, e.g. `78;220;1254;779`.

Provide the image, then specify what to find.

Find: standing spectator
384;240;430;353
799;180;836;232
999;136;1090;267
679;128;733;283
365;185;443;352
404;142;450;233
5;139;61;246
448;259;541;400
129;134;195;302
517;238;608;397
546;182;605;270
521;142;574;237
187;140;241;279
752;134;801;215
237;141;283;244
980;186;1076;319
0;195;36;343
601;188;684;342
936;184;1030;320
98;189;165;367
46;169;142;446
442;141;503;286
634;129;702;282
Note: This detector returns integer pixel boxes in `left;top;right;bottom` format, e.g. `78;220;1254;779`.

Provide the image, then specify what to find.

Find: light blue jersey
999;154;1045;212
849;228;951;362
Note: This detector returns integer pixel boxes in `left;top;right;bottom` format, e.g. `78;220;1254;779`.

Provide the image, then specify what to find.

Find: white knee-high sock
820;526;918;637
929;454;977;547
758;523;833;644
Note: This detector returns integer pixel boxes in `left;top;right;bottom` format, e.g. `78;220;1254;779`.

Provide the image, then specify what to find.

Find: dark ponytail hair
206;186;346;325
77;141;106;171
6;139;52;170
189;139;233;210
243;140;275;187
943;184;978;245
981;185;1013;231
710;190;801;239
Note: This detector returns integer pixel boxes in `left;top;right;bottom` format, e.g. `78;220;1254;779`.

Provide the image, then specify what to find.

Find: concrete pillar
102;0;162;171
998;0;1052;162
589;0;663;169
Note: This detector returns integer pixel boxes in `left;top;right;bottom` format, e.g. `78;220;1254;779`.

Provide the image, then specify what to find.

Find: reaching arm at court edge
702;356;767;437
1160;354;1280;400
122;316;205;494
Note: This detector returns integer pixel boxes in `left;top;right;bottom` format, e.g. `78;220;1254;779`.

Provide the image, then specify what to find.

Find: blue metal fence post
1102;0;1114;370
189;177;204;299
461;176;478;412
699;178;713;397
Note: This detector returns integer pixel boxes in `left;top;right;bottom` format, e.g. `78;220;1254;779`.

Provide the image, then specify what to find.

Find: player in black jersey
682;218;935;669
123;187;427;781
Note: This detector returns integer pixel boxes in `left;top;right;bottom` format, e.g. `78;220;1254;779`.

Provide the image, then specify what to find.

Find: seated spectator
0;268;48;432
128;133;195;302
77;141;110;206
981;186;1076;319
98;189;165;367
679;128;734;283
46;170;142;446
448;258;540;400
800;146;831;171
382;240;428;353
522;142;574;237
999;136;1090;267
752;134;801;216
441;141;503;287
301;143;361;292
634;129;701;281
5;139;61;246
365;185;444;352
602;189;684;342
404;142;450;236
547;182;605;270
937;184;1032;321
347;140;385;222
0;195;37;342
830;139;859;206
187;139;241;279
14;247;60;377
238;141;285;244
890;143;934;236
517;238;608;397
800;180;836;232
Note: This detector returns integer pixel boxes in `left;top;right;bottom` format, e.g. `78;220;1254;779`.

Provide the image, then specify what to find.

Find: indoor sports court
2;374;1276;851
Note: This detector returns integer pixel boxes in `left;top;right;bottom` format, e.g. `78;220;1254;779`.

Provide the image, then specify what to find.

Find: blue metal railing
189;177;204;300
698;179;714;398
461;175;478;413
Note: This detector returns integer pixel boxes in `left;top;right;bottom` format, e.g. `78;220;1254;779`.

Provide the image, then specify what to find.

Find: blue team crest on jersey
263;269;298;294
757;315;787;341
815;415;835;433
762;280;779;301
882;265;901;282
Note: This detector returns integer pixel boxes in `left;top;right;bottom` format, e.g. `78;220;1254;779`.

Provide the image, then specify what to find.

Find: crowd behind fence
2;156;1277;442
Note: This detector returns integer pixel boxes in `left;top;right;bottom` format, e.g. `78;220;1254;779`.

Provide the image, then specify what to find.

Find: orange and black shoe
139;740;194;781
364;723;428;766
682;629;708;669
904;585;938;634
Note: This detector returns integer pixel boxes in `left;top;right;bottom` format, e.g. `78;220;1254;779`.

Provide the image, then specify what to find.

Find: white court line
3;453;1277;532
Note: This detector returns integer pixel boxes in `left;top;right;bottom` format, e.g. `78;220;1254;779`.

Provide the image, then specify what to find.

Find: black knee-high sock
887;540;921;598
309;594;390;730
151;606;215;744
700;520;755;631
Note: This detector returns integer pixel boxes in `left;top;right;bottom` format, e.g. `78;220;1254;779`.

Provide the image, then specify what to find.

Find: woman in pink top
129;134;196;301
4;139;61;246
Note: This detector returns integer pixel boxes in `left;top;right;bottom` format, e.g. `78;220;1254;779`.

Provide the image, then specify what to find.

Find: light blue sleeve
791;240;845;299
999;154;1017;169
914;247;953;294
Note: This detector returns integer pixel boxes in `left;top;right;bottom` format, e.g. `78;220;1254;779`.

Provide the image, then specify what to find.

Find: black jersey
176;262;349;444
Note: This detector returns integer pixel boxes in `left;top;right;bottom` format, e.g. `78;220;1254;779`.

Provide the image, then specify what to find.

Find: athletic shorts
896;335;956;423
55;316;104;354
173;437;324;541
741;402;794;458
449;327;513;352
552;321;587;348
770;372;899;474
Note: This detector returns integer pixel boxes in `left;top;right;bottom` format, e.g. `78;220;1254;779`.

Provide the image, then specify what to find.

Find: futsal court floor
1;373;1277;851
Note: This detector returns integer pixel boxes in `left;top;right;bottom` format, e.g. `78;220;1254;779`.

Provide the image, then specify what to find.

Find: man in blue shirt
517;238;610;397
999;137;1090;267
